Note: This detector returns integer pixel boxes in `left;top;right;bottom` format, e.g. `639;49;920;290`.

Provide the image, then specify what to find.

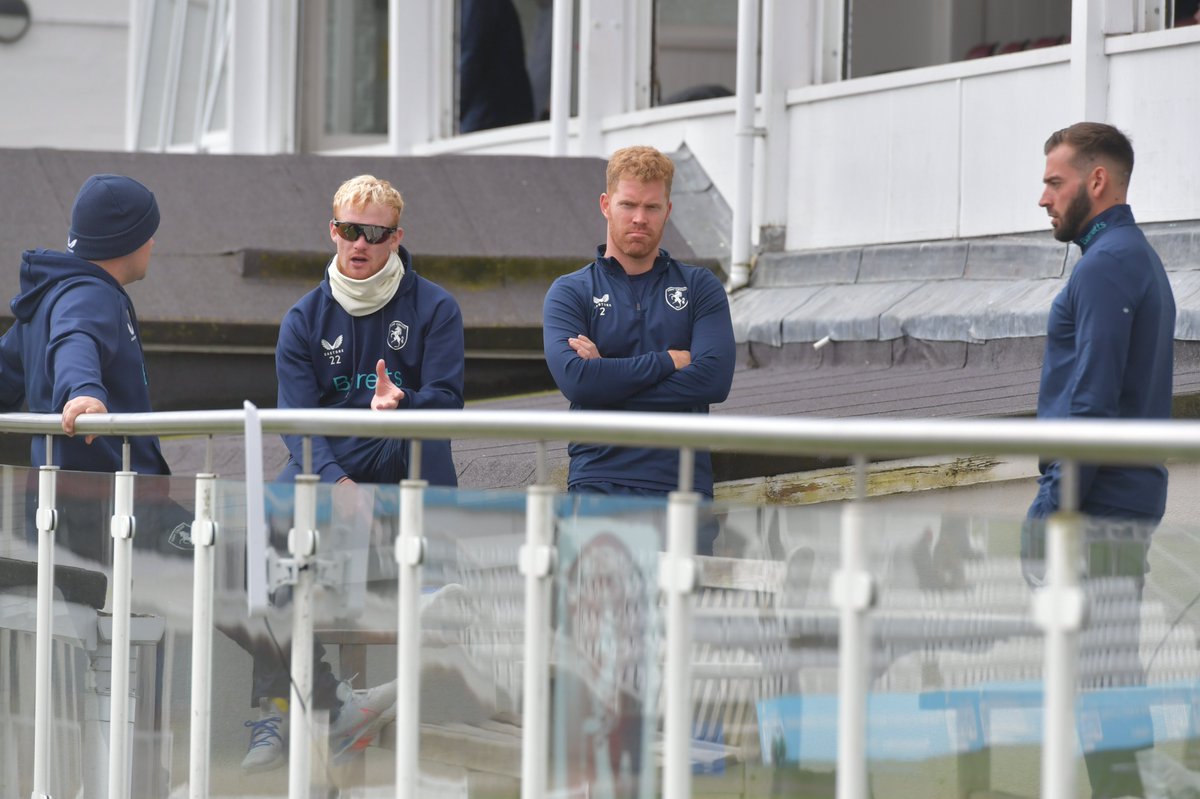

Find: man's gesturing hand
371;359;405;410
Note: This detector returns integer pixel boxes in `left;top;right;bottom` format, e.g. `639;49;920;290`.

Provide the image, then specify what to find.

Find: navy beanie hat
67;174;160;261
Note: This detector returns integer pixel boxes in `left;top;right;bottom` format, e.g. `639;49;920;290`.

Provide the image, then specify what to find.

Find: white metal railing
6;406;1200;799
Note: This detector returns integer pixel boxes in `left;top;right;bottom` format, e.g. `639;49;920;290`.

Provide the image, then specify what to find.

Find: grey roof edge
749;221;1200;290
667;144;732;276
737;220;1200;350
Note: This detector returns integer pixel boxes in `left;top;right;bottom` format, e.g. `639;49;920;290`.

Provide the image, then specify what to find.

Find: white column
549;0;574;155
31;461;58;799
1070;0;1108;121
390;0;453;151
107;469;137;799
755;0;814;254
519;484;557;799
228;0;272;152
188;474;218;799
395;476;427;799
816;0;845;84
729;0;760;291
286;474;319;799
125;0;149;151
578;0;635;155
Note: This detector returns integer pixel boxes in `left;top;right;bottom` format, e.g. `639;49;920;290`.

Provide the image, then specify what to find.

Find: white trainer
241;697;288;772
328;679;398;763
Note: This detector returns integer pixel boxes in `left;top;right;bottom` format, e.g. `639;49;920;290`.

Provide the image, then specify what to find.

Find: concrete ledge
859;240;969;282
780;282;924;342
963;237;1067;280
730;286;822;346
751;248;861;287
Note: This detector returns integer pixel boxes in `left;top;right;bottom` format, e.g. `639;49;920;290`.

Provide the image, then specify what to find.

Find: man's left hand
371;359;405;410
62;395;108;444
569;335;601;360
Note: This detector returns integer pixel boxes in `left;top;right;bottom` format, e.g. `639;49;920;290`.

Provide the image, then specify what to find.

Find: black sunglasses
331;219;397;245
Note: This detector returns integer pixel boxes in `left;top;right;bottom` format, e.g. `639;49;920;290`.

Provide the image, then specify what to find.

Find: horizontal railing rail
1;408;1199;463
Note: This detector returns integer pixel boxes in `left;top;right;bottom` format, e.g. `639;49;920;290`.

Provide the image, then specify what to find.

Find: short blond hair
605;146;674;196
332;175;404;225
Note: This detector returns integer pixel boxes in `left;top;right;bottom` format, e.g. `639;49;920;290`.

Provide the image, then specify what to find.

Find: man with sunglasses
240;174;465;772
275;174;464;486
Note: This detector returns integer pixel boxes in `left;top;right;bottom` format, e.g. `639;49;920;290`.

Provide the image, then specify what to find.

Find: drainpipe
549;0;573;155
729;0;760;292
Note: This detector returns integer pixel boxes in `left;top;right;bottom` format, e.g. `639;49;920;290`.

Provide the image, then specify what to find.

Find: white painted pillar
755;0;814;255
729;0;760;292
125;0;149;151
1070;0;1108;121
228;0;272;153
390;0;453;151
578;0;623;156
549;0;574;155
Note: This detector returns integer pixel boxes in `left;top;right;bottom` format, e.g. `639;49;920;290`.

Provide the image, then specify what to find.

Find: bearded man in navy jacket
542;145;735;552
1025;122;1175;799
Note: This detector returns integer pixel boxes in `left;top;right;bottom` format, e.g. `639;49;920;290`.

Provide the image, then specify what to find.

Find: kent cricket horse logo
388;320;409;350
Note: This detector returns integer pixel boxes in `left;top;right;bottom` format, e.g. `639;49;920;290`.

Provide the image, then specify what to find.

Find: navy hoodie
1032;204;1175;519
275;246;464;487
542;247;735;495
0;249;169;474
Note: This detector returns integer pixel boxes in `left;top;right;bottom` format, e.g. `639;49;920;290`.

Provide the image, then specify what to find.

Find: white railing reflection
5;407;1200;799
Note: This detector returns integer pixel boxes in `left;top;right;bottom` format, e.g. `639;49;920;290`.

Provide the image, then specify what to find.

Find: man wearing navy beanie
0;174;186;559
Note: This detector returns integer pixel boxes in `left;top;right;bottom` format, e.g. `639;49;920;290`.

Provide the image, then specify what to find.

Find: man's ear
1088;164;1109;199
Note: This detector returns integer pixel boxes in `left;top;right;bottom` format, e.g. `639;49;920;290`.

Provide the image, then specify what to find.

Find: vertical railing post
189;472;218;799
832;456;873;799
32;434;58;799
396;439;427;799
1035;459;1084;799
287;473;319;799
519;444;556;799
107;442;137;799
662;447;698;799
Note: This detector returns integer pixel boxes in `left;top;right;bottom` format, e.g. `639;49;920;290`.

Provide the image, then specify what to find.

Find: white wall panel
786;82;961;250
603;114;739;203
1107;42;1200;223
0;24;127;150
958;62;1072;238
